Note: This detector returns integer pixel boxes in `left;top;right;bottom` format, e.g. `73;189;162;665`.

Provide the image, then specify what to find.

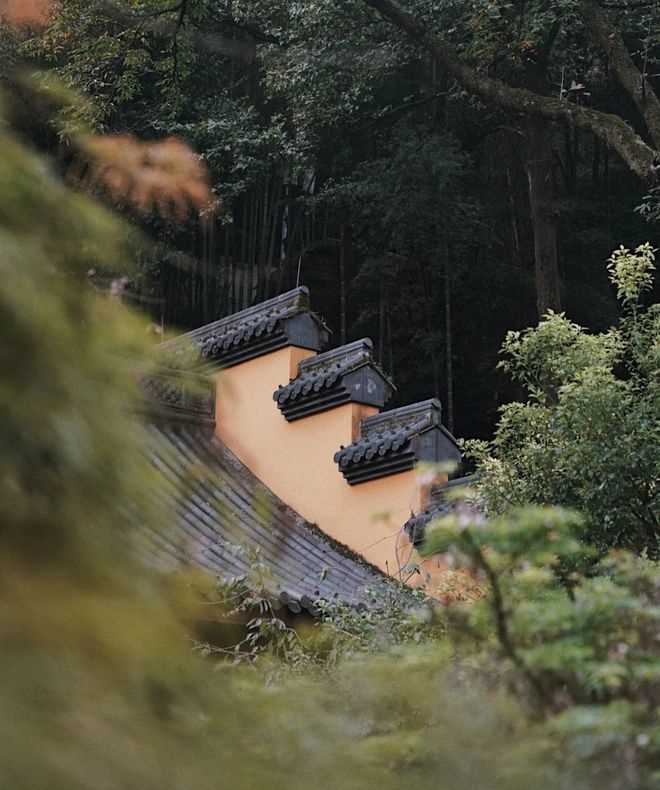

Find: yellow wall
214;346;428;577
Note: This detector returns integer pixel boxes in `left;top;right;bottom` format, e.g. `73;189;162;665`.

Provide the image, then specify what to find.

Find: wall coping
158;287;330;369
273;338;395;421
334;399;461;485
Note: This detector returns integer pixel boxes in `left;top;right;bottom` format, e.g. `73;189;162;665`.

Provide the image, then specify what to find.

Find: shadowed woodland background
6;0;660;438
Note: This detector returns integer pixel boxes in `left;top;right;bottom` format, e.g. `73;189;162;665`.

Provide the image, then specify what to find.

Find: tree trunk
592;133;601;191
239;193;249;310
505;165;522;267
526;119;561;317
442;240;454;434
387;303;394;380
338;224;352;345
419;260;440;400
257;178;270;302
378;277;385;365
265;176;282;299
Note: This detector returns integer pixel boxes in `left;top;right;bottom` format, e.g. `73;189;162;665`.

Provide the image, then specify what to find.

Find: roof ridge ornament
274;337;395;421
158;287;330;369
403;475;477;547
360;398;442;437
334;399;461;485
137;368;216;424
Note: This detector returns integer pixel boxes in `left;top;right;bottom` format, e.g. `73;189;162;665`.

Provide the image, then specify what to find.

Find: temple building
140;287;470;611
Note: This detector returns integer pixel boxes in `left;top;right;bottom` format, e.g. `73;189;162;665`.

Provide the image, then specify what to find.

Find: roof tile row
335;400;462;485
274;338;394;421
158;287;330;369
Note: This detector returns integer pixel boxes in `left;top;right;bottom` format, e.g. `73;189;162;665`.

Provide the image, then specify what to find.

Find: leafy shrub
466;244;659;555
423;505;660;787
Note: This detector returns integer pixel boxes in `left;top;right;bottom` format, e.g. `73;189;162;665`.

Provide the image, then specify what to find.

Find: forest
1;0;659;788
6;0;660;436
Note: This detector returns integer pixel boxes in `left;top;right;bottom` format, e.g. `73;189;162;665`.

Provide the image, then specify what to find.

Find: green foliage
466;246;660;554
422;505;660;786
191;551;444;679
608;243;656;307
316;582;443;653
319;121;475;257
0;124;586;789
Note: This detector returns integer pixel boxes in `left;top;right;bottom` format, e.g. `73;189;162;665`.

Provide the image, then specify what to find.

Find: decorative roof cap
138;369;215;424
334;399;461;485
273;338;395;421
403;476;476;547
158;287;330;369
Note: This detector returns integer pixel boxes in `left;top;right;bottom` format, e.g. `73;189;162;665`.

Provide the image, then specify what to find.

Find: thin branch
358;90;448;130
463;530;552;712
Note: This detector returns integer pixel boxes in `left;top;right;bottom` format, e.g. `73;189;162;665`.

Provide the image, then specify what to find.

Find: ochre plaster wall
214;346;426;576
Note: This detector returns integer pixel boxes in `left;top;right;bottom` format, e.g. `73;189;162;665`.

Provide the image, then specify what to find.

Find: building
140;287;471;611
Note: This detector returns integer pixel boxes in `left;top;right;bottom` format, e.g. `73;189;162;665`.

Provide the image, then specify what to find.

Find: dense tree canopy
5;0;657;439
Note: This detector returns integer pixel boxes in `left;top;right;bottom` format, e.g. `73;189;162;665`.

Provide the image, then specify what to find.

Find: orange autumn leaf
0;0;53;26
78;134;217;222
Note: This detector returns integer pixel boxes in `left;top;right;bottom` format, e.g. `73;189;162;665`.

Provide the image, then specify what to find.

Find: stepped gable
141;423;392;611
403;476;476;547
334;399;462;485
273;338;395;421
158;287;330;369
138;368;215;424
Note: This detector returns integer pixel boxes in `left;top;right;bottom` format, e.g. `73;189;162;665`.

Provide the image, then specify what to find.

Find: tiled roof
139;421;393;610
138;369;215;424
334;399;462;485
157;287;330;369
273;338;395;421
403;476;476;547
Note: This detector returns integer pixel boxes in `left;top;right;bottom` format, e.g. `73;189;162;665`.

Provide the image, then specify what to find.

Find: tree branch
582;0;660;149
171;0;189;82
353;0;659;183
463;530;552;713
358;90;447;130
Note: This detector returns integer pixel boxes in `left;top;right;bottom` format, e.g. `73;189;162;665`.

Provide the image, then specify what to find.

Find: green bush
423;504;660;787
466;244;659;555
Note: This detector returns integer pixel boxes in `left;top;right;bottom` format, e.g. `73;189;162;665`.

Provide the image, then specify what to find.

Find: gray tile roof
273;338;395;421
334;399;462;485
139;421;393;611
157;287;330;369
403;476;476;547
138;369;215;424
